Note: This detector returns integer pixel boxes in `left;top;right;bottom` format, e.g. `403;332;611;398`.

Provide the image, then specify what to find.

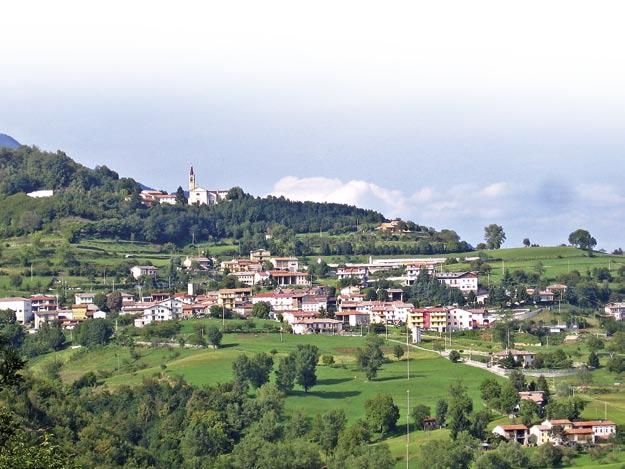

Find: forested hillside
0;145;471;254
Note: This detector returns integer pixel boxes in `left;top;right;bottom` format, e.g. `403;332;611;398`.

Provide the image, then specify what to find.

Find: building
335;310;370;327
571;420;616;440
267;270;310;286
407;307;449;333
376;220;409;233
436;272;479;293
249;249;271;263
519;391;545;407
336;267;368;282
493;349;536;367
492;425;529;445
27;189;54;198
130;265;157;280
270;257;299;272
220;258;263;273
291;318;342;335
0;297;33;324
281;310;319;325
218;288;252;312
447;308;491;331
187;166;228;206
252;292;302;311
301;295;329;313
30;294;57;312
140;190;177;206
75;293;96;305
230;271;265;286
605;303;625;320
182;256;212;270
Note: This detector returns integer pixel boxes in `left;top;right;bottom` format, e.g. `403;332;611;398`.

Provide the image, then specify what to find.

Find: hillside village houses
493;419;617;447
605;302;625;320
130;265;157;280
0;297;33;324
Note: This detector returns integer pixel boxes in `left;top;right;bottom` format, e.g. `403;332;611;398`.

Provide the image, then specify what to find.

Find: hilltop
0;133;20;149
0;144;470;254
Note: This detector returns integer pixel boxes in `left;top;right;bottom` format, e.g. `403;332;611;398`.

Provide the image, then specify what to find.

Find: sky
2;0;625;249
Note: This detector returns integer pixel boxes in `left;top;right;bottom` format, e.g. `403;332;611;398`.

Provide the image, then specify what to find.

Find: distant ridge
0;133;20;149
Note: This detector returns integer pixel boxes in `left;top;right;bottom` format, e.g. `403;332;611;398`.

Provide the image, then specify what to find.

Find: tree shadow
290;390;361;399
218;343;239;349
317;377;352;386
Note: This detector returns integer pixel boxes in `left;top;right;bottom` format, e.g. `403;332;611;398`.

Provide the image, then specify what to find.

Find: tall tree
364;394;400;436
294;344;319;392
568;229;597;254
484;224;506;249
355;334;385;380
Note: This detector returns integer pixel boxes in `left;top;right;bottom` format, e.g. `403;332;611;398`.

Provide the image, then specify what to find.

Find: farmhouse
492;424;529;445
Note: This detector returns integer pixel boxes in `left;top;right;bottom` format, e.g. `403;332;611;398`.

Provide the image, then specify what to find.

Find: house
519;391;545;407
182;256;212;270
34;310;59;329
548;324;567;334
267;270;310;286
187;166;228;206
605;303;625;320
281;310;319;325
130;265;157;280
270;257;299;272
335;310;370;327
531;419;616;446
75;293;96;305
336;267;369;282
220;259;263;273
252;292;302;311
386;288;404;302
493;349;536;367
405;262;437;277
140;190;177;206
230;271;265;286
448;308;491;331
218;288;252;312
492;425;529;445
291;318;342;335
407;307;449;333
564;428;595;445
376;220;409;233
546;284;568;295
436;272;479;293
30;295;58;312
0;297;33;324
249;249;271;263
571;420;616;440
301;295;329;313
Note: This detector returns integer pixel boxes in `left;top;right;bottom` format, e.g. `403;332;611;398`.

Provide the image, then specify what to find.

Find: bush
321;354;335;366
449;350;461;363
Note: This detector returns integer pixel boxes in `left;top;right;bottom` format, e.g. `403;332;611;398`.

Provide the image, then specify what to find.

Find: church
187;166;229;206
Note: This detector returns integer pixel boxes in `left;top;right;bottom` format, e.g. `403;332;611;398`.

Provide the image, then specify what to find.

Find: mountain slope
0;133;20;149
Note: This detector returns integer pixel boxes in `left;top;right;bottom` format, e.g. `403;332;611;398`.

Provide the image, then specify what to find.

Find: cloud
269;175;625;249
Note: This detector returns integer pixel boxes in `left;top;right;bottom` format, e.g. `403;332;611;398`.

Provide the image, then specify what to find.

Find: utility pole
406;326;410;380
406;389;410;469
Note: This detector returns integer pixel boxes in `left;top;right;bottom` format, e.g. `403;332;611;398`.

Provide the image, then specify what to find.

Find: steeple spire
188;165;196;191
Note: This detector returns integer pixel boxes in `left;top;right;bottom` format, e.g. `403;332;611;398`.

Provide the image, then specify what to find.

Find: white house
130;265;157;280
301;295;329;313
492;425;529;445
448;308;491;331
252;292;302;311
75;293;96;305
605;303;625;320
0;297;33;324
270;257;299;272
30;295;58;312
436;272;479;293
336;267;368;282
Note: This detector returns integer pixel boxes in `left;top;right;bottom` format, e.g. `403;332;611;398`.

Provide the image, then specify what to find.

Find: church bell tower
188;165;196;191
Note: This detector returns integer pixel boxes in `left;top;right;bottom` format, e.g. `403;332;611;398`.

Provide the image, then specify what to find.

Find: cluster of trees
407;269;467;306
0;342;397;468
0;310;66;358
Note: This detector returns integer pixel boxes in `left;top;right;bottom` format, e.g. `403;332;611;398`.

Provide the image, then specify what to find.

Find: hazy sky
3;1;625;249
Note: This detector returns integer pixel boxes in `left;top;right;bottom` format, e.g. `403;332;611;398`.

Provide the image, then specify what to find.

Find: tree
435;399;448;427
480;378;502;403
411;404;431;430
448;350;461;363
586;335;604;353
310;409;346;454
533;261;546;277
93;292;108;312
294;344;319;392
321;354;335;366
364;394;400;436
232;353;274;388
106;291;123;312
484;224;506;250
174;186;187;205
447;381;473;439
536;375;551;404
518;399;541;426
588;351;600;369
392;344;404;361
523;238;531;247
607;355;625;373
182;411;230;460
252;301;271;319
568;229;597;254
509;369;525;391
0;346;26;387
355;334;385;380
498;383;519;414
419;432;478;469
275;354;297;393
205;325;223;348
74;319;113;346
531;442;563;468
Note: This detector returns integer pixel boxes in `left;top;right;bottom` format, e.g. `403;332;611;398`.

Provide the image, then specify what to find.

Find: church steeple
189;165;196;191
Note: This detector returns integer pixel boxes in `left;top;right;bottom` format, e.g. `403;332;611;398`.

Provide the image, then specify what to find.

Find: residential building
492;349;536;367
571;420;616;440
270;257;299;272
249;249;271;263
281;310;319;325
335;310;370;327
519;391;545;407
436;272;479;293
230;271;265;286
130;265;157;280
605;303;625;320
447;307;491;331
336;267;368;282
291;318;342;335
30;294;58;312
252;292;302;311
182;256;212;270
220;259;263;273
218;288;252;311
75;293;96;305
301;295;329;313
492;425;529;445
407;307;449;333
0;297;33;324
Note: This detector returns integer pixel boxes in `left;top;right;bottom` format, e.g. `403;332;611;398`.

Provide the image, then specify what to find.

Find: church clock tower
188;166;196;191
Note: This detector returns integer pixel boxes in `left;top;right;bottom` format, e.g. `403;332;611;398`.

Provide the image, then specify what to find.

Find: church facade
187;166;229;206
